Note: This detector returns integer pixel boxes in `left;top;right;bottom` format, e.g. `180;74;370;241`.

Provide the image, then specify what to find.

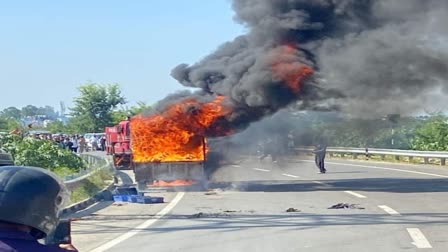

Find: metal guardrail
296;146;448;165
64;154;113;189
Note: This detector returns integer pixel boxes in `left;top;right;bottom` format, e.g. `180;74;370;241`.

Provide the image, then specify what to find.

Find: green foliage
1;105;57;120
285;112;426;150
0;118;8;131
0;107;22;120
36;106;57;119
21;105;39;117
0;116;21;131
70;169;112;202
46;120;67;133
411;115;448;151
112;101;152;124
0;134;86;172
70;83;126;132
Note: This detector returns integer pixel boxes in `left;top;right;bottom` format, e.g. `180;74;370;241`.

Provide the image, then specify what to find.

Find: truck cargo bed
134;161;205;190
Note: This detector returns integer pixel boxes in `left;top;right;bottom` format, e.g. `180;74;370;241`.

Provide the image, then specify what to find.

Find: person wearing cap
0;166;77;251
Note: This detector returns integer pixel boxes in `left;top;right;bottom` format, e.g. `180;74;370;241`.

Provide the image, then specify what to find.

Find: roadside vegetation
70;169;113;203
0;133;86;173
255;111;448;151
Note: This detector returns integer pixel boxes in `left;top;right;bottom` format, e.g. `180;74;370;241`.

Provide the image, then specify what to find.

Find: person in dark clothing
100;136;106;151
0;166;77;251
313;144;327;173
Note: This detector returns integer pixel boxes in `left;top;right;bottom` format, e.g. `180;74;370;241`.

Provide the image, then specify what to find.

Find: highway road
71;156;448;252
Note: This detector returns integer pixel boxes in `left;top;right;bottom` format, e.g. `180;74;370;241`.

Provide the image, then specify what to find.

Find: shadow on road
71;212;448;235
207;178;448;193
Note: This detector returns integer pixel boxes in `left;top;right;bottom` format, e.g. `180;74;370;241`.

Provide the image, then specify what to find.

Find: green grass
52;167;77;178
70;169;113;203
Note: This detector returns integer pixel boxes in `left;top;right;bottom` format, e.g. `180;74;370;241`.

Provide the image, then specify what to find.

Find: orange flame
131;96;232;163
151;179;196;187
272;44;314;93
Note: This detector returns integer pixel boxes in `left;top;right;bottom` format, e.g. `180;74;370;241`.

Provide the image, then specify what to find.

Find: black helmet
0;166;69;239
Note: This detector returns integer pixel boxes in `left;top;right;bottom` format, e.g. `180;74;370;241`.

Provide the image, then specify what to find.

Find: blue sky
0;0;244;111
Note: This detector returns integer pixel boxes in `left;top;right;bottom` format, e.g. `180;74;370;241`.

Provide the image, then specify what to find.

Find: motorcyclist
0;166;77;251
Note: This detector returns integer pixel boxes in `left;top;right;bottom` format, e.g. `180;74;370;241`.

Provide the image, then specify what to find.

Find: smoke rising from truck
170;0;448;120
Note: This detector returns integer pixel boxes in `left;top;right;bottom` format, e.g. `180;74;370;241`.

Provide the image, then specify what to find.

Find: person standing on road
100;136;106;151
70;136;78;153
287;131;295;155
313;143;327;173
78;136;86;153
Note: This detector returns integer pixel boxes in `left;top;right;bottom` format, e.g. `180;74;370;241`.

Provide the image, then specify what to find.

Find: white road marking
378;205;401;216
253;168;270;172
89;192;185;252
232;165;241;167
298;159;448;178
407;228;432;248
344;191;367;198
282;173;300;178
312;180;329;186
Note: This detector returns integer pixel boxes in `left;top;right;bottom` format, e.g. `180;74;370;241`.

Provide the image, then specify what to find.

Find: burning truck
106;96;233;190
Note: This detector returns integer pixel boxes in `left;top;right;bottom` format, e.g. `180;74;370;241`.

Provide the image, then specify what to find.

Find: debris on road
189;211;235;219
286;208;301;212
328;203;365;209
191;212;205;218
112;186;164;204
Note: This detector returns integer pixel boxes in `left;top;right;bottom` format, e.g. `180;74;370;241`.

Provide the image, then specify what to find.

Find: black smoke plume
166;0;448;134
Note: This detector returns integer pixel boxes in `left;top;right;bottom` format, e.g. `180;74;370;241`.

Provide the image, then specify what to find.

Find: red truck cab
105;119;132;169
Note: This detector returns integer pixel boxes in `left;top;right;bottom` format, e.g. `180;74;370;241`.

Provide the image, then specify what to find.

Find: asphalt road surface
72;156;448;252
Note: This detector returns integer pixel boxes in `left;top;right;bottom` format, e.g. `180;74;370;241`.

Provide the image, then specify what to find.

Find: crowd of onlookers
30;133;106;153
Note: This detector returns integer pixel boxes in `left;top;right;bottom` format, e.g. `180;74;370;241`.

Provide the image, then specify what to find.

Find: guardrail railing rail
296;146;448;166
64;154;113;189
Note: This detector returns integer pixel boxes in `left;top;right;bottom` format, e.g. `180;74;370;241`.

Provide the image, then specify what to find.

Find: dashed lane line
253;168;271;172
282;173;300;178
407;228;432;249
344;191;367;198
312;180;329;186
378;205;401;216
89;192;185;252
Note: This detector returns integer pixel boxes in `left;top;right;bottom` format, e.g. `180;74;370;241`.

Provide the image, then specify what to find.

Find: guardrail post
408;156;413;163
395;155;400;161
423;157;429;164
353;154;358;159
380;154;385;161
441;158;446;166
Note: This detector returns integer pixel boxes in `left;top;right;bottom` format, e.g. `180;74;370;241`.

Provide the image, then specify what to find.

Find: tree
21;105;39;117
70;83;126;132
112;101;152;124
37;106;57;119
46;121;67;133
411;115;448;151
0;118;7;131
0;134;86;172
129;101;151;115
0;107;22;120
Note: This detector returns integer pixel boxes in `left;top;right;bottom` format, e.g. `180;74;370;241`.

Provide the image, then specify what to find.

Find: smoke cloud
169;0;448;121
